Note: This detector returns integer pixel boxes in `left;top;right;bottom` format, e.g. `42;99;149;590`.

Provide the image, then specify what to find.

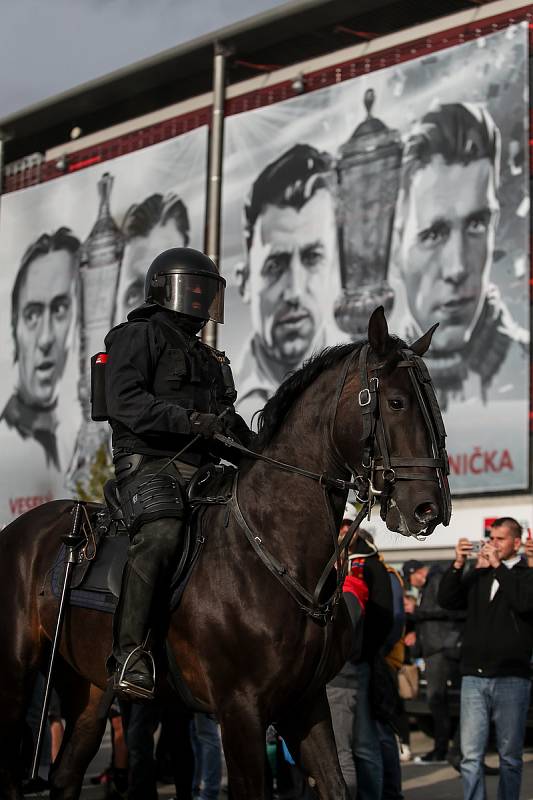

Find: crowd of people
326;511;533;800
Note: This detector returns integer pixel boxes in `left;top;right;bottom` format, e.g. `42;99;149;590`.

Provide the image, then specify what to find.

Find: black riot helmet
145;247;226;323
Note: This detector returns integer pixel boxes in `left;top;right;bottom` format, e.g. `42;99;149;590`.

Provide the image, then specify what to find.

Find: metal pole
204;42;228;349
0;134;5;213
31;502;84;780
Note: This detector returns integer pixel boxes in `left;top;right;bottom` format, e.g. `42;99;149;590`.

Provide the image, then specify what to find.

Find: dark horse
0;308;450;799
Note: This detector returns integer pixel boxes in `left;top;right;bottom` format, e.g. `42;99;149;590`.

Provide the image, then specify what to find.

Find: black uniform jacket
360;542;394;662
415;566;464;660
329;542;393;689
438;559;533;679
105;305;251;465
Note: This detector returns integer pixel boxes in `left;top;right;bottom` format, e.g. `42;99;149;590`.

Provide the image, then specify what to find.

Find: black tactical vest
151;316;237;414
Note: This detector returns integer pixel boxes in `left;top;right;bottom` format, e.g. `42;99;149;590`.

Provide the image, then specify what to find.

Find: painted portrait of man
394;102;528;408
114;192;190;324
235;143;338;425
0;227;80;470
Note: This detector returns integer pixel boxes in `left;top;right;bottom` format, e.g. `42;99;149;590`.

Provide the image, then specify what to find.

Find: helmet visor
150;271;225;323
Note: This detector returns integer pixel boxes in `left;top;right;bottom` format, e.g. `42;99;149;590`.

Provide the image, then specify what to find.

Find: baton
31;501;85;780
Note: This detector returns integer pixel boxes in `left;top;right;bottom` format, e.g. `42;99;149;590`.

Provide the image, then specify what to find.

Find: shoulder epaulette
202;342;231;365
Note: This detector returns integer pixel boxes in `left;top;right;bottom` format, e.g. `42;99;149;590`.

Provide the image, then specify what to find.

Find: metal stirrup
117;639;156;700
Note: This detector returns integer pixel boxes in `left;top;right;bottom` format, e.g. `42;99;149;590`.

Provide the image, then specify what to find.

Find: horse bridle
346;343;452;535
215;341;451;624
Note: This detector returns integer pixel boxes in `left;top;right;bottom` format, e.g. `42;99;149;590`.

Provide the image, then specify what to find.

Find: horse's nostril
415;502;438;524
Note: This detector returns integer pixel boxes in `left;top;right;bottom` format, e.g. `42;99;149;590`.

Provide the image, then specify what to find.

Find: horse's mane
255;341;364;450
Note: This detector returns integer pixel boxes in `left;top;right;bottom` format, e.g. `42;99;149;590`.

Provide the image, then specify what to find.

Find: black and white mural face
220;24;530;495
0;127;208;523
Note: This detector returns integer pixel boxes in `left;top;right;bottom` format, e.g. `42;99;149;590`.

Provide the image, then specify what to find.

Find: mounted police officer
105;247;252;700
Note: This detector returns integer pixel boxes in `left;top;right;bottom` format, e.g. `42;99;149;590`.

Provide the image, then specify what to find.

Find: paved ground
400;731;533;800
24;728;533;798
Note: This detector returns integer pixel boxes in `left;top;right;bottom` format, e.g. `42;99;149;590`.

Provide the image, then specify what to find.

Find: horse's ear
368;306;394;357
410;323;439;356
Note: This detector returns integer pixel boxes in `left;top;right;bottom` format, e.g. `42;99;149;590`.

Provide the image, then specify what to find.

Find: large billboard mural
0;23;529;521
0;127;207;524
220;24;530;495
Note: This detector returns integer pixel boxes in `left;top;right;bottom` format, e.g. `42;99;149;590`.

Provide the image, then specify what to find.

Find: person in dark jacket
105;247;252;700
439;517;533;800
328;511;393;800
376;557;405;800
403;559;464;763
354;529;393;800
327;505;370;799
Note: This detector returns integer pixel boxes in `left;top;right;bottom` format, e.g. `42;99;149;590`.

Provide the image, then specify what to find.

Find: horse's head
334;307;451;539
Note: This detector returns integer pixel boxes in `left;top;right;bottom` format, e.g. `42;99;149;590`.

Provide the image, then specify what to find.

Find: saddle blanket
50;533;128;613
49;509;208;614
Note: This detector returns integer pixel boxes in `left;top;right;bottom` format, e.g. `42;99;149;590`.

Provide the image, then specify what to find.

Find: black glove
224;410;255;449
189;412;225;438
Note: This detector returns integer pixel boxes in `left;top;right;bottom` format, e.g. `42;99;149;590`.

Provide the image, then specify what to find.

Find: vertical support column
204;42;227;349
0;134;5;208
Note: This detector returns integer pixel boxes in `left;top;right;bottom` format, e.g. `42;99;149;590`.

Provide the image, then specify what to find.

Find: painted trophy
335;88;402;336
67;172;124;490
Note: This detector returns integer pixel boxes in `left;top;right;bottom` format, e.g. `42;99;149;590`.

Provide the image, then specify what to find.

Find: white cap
343;502;357;522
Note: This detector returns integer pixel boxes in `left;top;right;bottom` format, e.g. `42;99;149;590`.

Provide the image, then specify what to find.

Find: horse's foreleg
0;615;41;799
49;667;108;800
278;688;350;800
0;670;30;800
218;695;268;800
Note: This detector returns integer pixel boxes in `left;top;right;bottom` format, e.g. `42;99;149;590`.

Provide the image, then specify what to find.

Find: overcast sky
0;0;288;118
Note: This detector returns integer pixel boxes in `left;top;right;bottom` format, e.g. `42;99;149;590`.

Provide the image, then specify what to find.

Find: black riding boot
111;563;156;701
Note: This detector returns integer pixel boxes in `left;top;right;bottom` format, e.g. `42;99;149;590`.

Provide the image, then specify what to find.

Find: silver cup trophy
335;88;403;337
67;172;124;490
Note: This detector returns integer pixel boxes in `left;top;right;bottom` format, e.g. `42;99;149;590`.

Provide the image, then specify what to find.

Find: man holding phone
439;518;533;800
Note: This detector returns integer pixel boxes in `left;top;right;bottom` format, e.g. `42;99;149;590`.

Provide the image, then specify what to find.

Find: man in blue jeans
439;517;533;800
191;713;222;800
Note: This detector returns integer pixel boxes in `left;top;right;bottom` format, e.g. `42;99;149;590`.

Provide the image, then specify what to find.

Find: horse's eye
389;398;404;411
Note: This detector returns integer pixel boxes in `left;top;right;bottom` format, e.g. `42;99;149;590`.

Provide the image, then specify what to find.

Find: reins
213;432;358;494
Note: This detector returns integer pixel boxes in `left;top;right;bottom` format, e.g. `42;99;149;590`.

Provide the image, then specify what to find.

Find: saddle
49;463;234;615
